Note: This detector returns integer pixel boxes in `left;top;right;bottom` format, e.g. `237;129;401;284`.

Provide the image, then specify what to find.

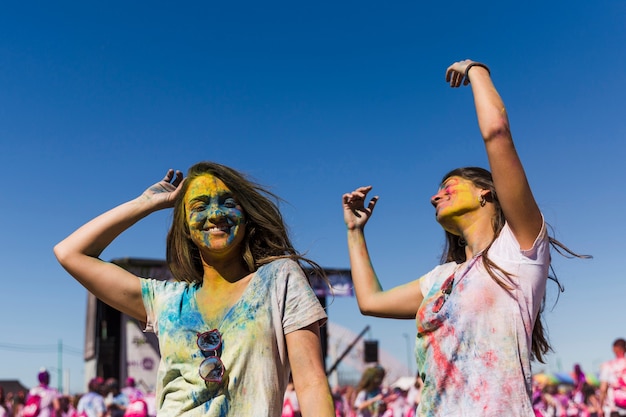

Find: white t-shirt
354;389;382;417
76;391;106;417
27;385;60;417
415;221;550;417
600;357;626;414
141;258;327;416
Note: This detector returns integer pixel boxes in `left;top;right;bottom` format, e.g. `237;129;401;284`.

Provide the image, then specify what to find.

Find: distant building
0;379;29;395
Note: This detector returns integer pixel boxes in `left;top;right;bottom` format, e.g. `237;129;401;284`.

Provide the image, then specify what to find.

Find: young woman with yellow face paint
54;162;334;417
342;60;589;417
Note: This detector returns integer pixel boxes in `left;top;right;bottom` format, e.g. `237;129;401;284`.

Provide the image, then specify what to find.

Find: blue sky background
1;1;624;394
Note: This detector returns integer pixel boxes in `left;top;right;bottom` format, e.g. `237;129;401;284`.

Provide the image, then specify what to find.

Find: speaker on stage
364;340;379;363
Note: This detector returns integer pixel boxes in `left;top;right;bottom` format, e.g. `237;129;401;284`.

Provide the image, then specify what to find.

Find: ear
480;189;493;203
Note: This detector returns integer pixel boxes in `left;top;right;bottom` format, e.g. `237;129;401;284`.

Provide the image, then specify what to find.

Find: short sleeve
279;259;327;334
419;262;457;300
140;278;164;334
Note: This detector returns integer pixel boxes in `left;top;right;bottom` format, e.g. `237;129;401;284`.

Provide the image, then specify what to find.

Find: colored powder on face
184;174;246;252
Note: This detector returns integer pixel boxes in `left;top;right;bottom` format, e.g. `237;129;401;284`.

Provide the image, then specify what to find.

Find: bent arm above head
53;169;184;321
343;187;424;318
446;60;542;249
286;322;334;417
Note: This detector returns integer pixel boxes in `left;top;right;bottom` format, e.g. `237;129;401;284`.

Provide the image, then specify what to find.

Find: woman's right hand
342;186;378;230
140;169;185;209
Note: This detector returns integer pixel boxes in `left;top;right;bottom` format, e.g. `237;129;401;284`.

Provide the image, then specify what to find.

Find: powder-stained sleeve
279;259;328;335
140;277;164;335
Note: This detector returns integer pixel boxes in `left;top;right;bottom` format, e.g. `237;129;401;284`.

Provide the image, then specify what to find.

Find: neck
463;233;494;259
449;213;495;259
201;258;251;286
442;207;496;261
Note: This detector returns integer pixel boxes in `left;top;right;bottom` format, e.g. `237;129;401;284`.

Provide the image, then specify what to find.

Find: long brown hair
355;366;386;393
439;167;590;363
166;161;324;284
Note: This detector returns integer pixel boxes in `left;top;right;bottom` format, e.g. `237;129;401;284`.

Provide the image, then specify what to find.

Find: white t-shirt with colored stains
415;221;549;417
141;258;327;417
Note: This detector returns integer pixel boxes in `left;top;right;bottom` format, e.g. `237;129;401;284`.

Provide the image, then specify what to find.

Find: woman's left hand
342;186;378;230
445;59;474;87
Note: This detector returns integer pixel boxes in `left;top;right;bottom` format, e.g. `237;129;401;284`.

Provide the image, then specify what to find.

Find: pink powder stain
428;327;464;390
470;386;483;402
480;350;498;368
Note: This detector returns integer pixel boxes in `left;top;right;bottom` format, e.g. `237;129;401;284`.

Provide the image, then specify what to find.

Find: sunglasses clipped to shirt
197;329;225;383
432;273;455;313
432;254;482;314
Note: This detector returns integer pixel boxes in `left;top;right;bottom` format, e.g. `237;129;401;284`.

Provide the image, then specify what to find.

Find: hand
445;59;474;88
342;186;378;230
140;169;184;209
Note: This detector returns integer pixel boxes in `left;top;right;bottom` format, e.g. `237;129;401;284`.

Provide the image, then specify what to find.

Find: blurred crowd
280;337;626;417
0;369;151;417
4;337;626;417
282;366;423;417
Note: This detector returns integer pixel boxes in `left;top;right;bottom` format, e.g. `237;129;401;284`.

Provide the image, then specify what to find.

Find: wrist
464;62;491;80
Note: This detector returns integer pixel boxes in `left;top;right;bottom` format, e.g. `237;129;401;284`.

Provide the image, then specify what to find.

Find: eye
223;197;238;208
189;203;207;213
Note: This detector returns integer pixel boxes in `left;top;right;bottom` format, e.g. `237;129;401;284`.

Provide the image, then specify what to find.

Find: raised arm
53;169;184;321
446;60;543;249
343;186;423;319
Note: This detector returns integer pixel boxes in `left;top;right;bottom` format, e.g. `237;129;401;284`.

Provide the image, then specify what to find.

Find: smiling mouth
206;225;231;233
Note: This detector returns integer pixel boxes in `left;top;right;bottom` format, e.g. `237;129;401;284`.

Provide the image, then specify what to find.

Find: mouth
205;224;232;233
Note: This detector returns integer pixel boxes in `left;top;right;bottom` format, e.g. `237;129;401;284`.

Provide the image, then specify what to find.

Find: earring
479;196;487;207
458;237;467;247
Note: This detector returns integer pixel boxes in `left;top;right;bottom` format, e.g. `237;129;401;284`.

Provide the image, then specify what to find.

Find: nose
430;191;443;207
207;204;225;220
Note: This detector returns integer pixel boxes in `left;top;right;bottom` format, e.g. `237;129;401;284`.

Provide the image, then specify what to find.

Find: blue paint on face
184;174;246;257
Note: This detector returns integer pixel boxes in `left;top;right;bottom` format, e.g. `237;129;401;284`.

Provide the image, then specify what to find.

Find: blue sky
1;1;624;394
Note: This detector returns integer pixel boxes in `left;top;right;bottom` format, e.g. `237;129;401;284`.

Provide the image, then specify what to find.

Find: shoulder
420;262;457;294
141;277;191;296
261;257;301;271
257;258;306;280
492;219;549;262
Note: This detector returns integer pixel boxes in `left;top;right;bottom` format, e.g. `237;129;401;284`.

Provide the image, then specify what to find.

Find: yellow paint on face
432;176;482;230
184;174;246;257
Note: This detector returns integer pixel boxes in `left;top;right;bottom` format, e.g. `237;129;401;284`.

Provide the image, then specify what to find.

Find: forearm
467;65;511;144
54;196;160;261
297;377;335;417
598;385;608;411
347;228;383;314
347;228;422;318
355;395;383;411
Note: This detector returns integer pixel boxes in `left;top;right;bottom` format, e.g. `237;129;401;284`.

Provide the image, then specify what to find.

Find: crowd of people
0;370;150;417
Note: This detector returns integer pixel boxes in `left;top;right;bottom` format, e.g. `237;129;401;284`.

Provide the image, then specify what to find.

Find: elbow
53;241;74;267
53;242;66;263
356;300;377;316
481;117;511;143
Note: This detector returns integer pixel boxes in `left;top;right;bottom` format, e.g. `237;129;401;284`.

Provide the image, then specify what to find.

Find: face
184;174;246;259
430;176;484;226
